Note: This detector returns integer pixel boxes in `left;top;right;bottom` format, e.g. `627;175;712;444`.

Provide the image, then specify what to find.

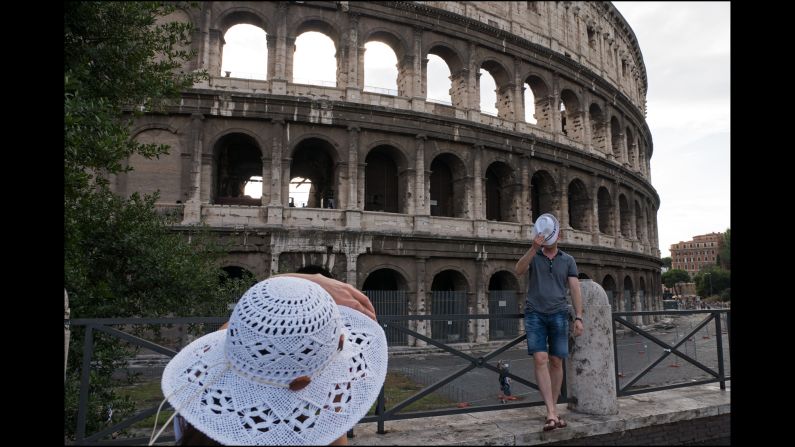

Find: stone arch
589;103;607;154
131;123;179;139
597;187;614;235
487;270;521;340
362;28;408;61
610;116;623;162
289;136;341;209
126;128;184;203
523;73;552;128
560;89;583;142
623;275;635;311
626;126;636;169
567;178;591;231
619;194;631;238
602;274;617;309
430;269;470;343
291;18;341;86
365;144;410;213
530;169;558;222
362;267;410;345
635;199;645;242
363;29;408;96
429;152;468;218
426;42;464;107
295;265;334;278
215;7;272;35
211;132;263;205
480;58;513;119
485;161;519;223
219;265;257;285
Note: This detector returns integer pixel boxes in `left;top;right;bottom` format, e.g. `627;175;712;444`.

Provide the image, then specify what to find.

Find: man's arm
568;275;584;337
515;234;546;276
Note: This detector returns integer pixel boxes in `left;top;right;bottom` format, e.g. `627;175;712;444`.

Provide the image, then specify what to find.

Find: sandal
556;417;567;428
543;418;558;431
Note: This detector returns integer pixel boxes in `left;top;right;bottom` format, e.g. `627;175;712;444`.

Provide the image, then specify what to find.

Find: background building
117;1;663;343
670;232;723;276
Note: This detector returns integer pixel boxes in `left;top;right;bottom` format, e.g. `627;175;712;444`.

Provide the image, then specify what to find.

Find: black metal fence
66;309;731;443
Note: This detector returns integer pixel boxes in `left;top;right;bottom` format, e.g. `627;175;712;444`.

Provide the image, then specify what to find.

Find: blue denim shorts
525;310;569;358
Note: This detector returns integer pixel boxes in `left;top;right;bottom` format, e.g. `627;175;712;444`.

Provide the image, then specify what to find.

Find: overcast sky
222;2;730;257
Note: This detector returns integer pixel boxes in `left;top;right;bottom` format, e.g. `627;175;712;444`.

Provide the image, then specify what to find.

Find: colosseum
116;1;662;345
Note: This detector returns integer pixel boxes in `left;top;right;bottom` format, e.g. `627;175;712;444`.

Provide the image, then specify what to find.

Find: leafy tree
661;257;672;269
694;265;730;298
662;269;690;295
64;2;253;440
717;228;730;270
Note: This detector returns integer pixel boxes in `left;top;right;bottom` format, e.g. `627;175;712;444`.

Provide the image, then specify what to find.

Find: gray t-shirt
525;249;578;314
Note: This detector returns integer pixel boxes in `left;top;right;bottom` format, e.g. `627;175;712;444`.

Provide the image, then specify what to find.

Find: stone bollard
566;279;618;415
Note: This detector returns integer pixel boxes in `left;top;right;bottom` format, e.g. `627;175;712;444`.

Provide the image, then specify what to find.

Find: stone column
208;29;223;78
261;154;271;206
513;58;525;123
412;28;424;100
414;257;429;347
566;280;619;415
267;120;285;224
473;145;484;221
414;134;427;215
347;126;360;210
613;181;621;239
558;167;569;228
266;33;277;80
551;76;562;133
346;252;358;286
345;13;361;101
182;113;204;224
474;259;488;343
520;154;530;225
200;6;211;73
591;174;600;243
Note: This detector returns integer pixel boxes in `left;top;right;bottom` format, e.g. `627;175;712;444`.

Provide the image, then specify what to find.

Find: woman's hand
278;273;377;321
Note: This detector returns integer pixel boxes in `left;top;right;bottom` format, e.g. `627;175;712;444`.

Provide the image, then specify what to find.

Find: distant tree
717;228;730;270
661;257;672;269
694;265;730;298
662;269;690;295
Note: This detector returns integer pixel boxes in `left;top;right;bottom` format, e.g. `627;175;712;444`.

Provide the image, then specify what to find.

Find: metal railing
612;309;730;396
66;308;731;443
364;85;399;96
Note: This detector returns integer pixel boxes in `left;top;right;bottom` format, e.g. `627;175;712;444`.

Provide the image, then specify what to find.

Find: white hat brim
161;307;387;445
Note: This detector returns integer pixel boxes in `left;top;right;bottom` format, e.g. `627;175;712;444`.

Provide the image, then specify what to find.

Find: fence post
566;280;618;415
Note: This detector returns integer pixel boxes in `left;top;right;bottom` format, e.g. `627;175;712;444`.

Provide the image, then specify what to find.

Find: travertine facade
118;1;663;344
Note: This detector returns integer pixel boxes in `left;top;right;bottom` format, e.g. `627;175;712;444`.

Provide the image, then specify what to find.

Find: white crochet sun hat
530;213;560;246
161;276;388;445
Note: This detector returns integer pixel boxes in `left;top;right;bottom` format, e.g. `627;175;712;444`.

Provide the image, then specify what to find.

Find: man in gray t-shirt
515;217;583;431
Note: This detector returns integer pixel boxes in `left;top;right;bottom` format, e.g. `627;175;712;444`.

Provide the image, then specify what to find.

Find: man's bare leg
549;355;564;402
533;352;559;422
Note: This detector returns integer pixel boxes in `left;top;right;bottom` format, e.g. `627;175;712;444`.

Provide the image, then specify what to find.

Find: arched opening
610;117;622;162
478;69;498;116
288;177;311;208
602;274;617;310
623;276;634;312
221;24;267;79
213;133;262;205
597;187;614;235
567;179;590;231
362;268;409;346
219;266;256;285
290;138;337;209
525;75;551;128
578;272;591;280
485;162;517;222
619;194;630;238
635;200;645;242
295;265;333;278
589;103;607;153
293;31;336;87
430;270;469;343
488;271;520;340
427;44;462;107
430;154;467;218
639;276;649;324
425;54;452;105
365;145;406;213
481;60;512;119
531;170;556;222
363;40;398;95
560;89;582;142
626;127;636;169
